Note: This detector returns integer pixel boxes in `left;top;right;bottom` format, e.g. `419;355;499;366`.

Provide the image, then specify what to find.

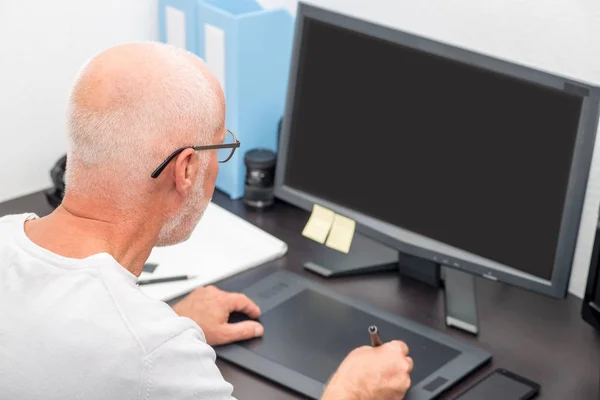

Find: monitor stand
302;232;478;334
443;267;479;335
303;231;399;277
396;257;479;335
303;232;442;288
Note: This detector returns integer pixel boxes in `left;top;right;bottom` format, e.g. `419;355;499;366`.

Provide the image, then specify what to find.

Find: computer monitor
274;2;600;334
582;220;600;332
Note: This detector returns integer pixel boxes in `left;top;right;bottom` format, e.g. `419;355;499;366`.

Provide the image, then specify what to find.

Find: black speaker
581;220;600;332
44;155;67;209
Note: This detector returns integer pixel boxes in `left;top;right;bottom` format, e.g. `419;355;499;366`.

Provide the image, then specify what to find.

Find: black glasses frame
151;129;240;178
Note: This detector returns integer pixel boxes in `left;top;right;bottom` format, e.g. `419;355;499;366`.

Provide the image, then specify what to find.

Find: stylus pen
137;275;196;285
369;325;382;347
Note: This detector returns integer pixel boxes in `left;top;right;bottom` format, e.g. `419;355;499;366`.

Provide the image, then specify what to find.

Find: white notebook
138;202;288;301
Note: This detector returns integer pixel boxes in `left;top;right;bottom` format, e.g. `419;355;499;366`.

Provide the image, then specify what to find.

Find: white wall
0;0;158;202
303;0;600;298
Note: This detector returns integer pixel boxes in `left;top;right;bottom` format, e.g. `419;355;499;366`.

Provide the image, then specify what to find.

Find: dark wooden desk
2;190;599;400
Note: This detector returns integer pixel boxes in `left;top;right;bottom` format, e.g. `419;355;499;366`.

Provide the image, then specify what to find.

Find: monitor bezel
274;2;600;298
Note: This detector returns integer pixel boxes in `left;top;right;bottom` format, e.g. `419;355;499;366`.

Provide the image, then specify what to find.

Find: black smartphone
454;368;540;400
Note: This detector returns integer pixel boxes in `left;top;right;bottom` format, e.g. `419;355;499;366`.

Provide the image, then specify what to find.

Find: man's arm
142;328;236;400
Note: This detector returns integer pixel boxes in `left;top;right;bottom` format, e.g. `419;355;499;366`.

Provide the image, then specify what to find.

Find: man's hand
322;341;413;400
172;285;264;346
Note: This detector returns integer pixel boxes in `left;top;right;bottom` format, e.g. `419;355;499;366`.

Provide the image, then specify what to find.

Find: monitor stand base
303;232;443;289
303;231;399;277
444;267;480;335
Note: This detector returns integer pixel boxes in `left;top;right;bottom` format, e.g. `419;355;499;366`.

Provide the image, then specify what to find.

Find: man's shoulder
0;213;35;261
0;213;33;230
0;213;35;240
100;272;205;356
0;212;36;223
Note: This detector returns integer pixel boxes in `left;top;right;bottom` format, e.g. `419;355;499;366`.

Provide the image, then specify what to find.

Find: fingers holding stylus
405;356;414;372
381;341;413;375
369;326;409;355
387;340;409;356
368;326;412;373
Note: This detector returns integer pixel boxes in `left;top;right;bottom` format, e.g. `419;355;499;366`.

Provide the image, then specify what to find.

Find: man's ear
173;148;198;195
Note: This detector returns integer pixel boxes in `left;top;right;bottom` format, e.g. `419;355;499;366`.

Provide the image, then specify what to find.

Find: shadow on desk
1;189;599;400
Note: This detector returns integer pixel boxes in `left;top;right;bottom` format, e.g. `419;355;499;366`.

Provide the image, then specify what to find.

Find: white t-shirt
0;213;236;400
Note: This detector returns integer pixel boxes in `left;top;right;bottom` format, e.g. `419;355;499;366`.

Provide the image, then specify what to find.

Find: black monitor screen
284;17;584;280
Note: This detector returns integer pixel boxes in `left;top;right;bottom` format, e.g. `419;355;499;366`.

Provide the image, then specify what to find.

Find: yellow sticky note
302;204;335;244
325;214;356;253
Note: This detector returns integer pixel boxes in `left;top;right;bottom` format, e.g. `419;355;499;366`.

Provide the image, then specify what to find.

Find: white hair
64;42;222;199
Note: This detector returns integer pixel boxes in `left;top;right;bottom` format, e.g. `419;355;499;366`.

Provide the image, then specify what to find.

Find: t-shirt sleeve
142;328;236;400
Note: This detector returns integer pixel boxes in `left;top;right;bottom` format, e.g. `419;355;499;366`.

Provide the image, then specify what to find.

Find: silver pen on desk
137;275;197;285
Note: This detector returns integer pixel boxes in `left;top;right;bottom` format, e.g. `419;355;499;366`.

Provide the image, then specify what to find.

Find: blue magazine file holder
159;0;294;199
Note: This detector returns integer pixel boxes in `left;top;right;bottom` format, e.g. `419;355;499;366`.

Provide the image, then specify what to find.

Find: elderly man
0;42;413;399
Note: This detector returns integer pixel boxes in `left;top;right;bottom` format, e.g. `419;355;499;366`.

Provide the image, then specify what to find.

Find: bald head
65;42;225;199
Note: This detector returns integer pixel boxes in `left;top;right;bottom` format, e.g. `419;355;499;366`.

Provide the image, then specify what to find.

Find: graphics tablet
215;270;491;399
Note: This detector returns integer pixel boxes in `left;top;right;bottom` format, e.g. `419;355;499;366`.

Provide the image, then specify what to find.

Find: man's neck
24;195;160;277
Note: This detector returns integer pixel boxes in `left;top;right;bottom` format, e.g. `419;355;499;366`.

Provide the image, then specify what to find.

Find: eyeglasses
151;129;240;178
